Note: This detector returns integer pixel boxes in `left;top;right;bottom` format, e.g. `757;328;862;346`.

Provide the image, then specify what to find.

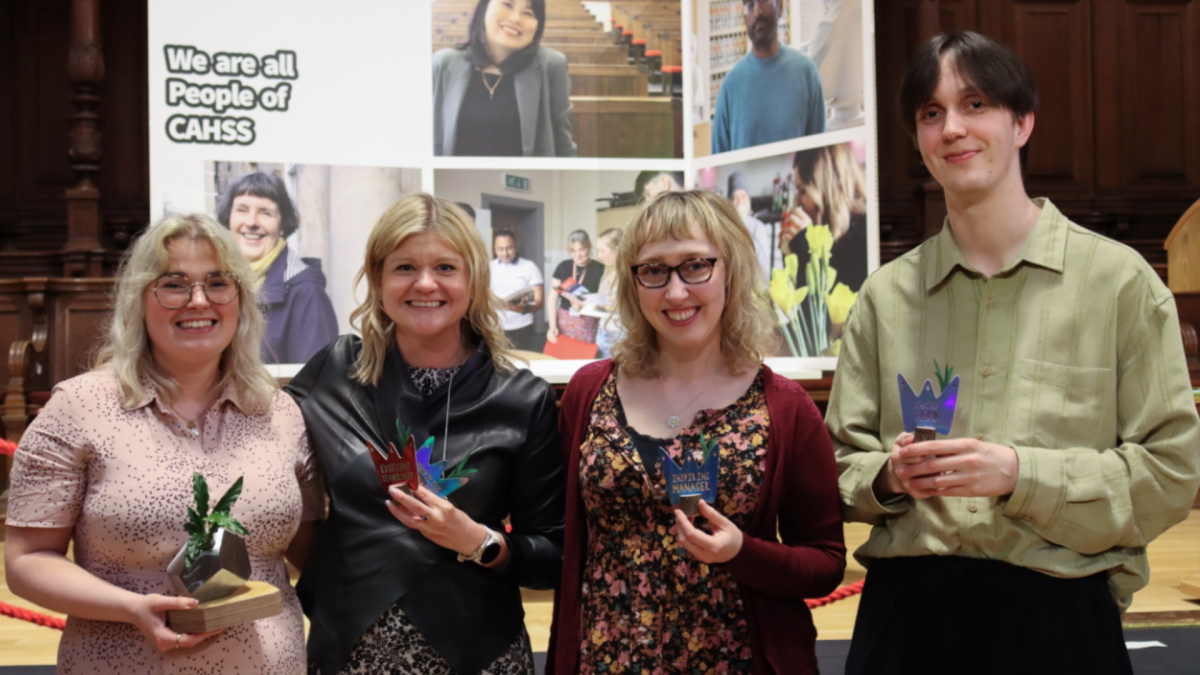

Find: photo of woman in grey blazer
432;0;578;157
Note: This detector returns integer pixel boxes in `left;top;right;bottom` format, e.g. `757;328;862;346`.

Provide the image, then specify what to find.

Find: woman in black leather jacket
285;194;563;675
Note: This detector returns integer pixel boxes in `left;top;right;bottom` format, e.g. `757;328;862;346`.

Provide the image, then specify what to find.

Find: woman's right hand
779;207;813;252
125;593;227;652
546;325;559;343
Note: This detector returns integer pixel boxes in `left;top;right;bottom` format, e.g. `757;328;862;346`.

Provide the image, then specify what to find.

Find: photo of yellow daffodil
770;224;858;357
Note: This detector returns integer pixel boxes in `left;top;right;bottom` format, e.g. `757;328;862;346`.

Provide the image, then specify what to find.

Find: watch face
479;540;502;565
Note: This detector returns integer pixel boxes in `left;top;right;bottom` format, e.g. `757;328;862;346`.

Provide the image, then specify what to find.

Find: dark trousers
504;324;538;352
846;556;1133;675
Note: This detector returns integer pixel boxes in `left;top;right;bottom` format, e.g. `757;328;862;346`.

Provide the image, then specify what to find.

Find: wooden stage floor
2;511;1198;666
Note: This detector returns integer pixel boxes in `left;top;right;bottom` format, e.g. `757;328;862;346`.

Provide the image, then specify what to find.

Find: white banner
149;0;878;373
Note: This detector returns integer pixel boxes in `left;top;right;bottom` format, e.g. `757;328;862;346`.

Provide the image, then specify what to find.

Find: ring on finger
175;633;183;649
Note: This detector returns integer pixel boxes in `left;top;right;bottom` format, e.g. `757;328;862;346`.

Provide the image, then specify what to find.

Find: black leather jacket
286;336;564;675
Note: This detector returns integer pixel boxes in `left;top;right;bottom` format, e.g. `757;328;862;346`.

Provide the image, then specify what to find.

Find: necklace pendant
187;421;199;437
667;415;681;429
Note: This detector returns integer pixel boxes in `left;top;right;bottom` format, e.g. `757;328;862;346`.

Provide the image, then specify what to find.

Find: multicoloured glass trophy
368;436;419;496
898;360;960;442
660;432;720;517
372;422;475;499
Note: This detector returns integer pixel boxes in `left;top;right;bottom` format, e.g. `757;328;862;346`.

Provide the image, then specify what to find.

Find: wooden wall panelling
874;1;935;256
0;2;15;225
46;279;113;384
95;0;148;240
1112;0;1200;198
3;0;75;254
0;0;148;278
873;0;977;246
995;1;1094;200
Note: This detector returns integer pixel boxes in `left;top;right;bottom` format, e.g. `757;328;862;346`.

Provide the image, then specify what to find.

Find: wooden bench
433;28;613;45
568;64;649;96
433;6;597;20
433;42;629;65
570;96;675;157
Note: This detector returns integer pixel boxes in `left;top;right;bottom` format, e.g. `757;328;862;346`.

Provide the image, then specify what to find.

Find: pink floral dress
578;371;768;674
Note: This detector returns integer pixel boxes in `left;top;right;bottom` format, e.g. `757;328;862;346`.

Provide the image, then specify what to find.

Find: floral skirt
556;307;598;344
312;601;534;675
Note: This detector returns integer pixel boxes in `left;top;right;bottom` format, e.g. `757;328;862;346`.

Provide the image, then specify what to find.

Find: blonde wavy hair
350;193;513;386
612;190;779;377
793;144;868;240
94;213;278;414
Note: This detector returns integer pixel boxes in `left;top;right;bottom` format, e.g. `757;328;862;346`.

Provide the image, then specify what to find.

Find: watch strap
458;527;500;564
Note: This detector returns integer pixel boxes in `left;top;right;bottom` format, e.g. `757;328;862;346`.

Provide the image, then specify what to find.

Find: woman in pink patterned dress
4;214;321;674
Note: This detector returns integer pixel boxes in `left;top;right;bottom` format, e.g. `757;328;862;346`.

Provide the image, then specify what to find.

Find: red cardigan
547;360;846;675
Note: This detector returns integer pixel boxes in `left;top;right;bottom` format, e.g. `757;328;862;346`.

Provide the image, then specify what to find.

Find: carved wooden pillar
63;0;106;278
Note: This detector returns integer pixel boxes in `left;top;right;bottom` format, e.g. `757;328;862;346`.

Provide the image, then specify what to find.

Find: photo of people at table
434;167;674;357
432;0;684;158
696;140;869;356
702;0;865;155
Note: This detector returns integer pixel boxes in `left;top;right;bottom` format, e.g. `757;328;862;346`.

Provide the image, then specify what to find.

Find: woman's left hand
673;500;744;564
387;484;487;557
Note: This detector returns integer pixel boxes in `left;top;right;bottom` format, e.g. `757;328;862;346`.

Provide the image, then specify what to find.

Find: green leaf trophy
165;473;282;633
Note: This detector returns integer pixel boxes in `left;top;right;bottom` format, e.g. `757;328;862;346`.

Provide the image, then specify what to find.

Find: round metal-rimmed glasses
630;257;719;289
152;271;240;310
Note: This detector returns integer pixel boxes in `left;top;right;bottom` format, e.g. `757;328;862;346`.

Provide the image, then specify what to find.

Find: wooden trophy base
168;580;282;633
913;427;936;443
678;495;702;517
1181;577;1200;599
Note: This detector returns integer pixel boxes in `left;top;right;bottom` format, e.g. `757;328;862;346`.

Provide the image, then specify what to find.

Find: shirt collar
130;374;245;414
922;197;1068;291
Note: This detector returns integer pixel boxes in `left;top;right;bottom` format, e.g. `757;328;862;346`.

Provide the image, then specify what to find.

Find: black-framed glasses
630;258;719;289
152;272;240;309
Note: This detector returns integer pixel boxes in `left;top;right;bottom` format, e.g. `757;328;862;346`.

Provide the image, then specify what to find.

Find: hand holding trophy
165;473;282;633
660;432;720;518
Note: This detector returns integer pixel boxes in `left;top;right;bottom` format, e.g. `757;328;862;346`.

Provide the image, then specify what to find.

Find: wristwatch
458;527;503;565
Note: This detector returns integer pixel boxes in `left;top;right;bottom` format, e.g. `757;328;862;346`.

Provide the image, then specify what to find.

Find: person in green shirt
827;31;1200;675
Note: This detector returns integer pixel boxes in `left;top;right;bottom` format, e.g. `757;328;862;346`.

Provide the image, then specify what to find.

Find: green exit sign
504;174;531;192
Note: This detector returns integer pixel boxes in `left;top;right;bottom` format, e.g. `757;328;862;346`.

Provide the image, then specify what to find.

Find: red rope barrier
0;576;862;631
0;601;65;630
806;579;865;609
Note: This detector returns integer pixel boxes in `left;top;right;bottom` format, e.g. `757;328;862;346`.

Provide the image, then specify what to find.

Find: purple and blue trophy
898;361;960;443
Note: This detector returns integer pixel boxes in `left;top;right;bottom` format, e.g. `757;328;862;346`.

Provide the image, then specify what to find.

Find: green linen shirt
827;198;1200;608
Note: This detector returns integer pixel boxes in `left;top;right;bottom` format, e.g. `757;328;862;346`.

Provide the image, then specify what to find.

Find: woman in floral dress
548;190;846;675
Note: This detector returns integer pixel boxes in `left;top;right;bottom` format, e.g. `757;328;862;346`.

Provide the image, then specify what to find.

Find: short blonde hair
612;190;779;377
94;213;278;414
350;193;513;385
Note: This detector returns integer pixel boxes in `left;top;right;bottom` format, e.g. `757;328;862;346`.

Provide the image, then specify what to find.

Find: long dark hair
459;0;547;75
215;171;299;238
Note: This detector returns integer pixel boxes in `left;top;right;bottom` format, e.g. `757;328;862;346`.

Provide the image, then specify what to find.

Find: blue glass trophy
898;360;960;442
660;432;720;517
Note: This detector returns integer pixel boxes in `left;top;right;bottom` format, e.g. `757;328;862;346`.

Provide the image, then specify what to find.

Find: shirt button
981;366;991;377
968;503;978;514
986;299;996;309
976;433;984;441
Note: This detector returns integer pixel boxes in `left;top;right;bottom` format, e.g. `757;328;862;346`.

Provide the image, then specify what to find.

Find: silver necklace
441;344;465;465
658;373;710;429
